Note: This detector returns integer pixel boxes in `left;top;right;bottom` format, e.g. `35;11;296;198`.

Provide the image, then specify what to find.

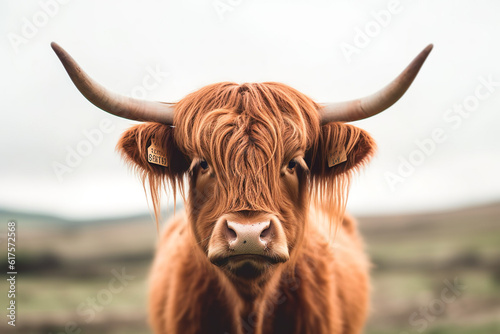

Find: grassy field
1;203;499;334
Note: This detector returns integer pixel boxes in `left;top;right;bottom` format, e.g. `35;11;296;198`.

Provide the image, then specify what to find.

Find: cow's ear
117;123;190;218
306;122;376;231
308;122;376;178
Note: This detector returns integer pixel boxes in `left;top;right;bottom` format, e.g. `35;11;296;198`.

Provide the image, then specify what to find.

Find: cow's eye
200;160;209;170
287;159;297;170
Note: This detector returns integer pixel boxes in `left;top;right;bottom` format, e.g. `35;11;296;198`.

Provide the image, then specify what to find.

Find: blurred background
1;0;499;333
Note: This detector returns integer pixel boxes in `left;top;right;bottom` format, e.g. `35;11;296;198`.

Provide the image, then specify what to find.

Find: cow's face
118;82;375;281
173;83;321;281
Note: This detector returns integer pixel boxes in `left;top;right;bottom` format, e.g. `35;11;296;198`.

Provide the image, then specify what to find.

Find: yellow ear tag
147;139;168;167
328;146;347;167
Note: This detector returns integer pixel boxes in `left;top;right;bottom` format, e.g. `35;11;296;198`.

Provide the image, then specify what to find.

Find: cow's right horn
51;42;175;124
321;44;433;124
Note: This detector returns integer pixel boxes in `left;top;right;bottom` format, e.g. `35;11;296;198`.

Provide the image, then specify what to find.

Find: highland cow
52;42;432;334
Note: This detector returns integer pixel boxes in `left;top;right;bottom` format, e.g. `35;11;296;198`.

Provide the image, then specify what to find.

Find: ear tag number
148;139;168;167
328;146;347;167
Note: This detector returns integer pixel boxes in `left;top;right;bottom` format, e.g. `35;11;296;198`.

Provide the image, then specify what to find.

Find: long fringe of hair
174;82;320;217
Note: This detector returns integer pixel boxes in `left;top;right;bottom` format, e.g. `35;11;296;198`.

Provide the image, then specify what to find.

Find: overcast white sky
1;0;499;219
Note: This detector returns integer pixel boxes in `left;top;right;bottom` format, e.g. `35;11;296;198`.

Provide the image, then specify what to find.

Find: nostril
260;222;272;242
225;222;237;242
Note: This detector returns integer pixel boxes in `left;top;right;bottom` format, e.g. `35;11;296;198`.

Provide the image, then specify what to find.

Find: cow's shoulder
267;212;369;333
158;211;189;244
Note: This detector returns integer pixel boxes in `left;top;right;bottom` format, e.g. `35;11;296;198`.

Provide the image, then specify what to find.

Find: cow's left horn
51;42;174;124
321;44;433;123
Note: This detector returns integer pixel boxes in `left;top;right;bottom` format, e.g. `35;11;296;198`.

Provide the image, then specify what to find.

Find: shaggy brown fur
118;82;375;334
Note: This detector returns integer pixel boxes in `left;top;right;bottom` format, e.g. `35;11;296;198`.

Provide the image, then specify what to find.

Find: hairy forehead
173;82;321;159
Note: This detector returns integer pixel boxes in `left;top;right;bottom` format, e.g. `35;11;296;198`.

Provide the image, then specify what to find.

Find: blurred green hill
0;203;499;334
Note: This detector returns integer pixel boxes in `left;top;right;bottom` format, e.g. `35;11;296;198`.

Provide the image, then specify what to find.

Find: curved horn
51;42;174;124
322;44;433;123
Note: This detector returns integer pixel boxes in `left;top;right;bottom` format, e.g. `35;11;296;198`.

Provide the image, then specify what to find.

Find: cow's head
52;43;432;282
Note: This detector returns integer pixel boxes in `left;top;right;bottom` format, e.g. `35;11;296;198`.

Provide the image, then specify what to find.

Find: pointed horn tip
406;44;434;74
420;44;434;58
50;42;67;60
50;41;60;52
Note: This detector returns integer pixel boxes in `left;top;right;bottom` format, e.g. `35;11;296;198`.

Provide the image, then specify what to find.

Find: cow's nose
225;221;272;255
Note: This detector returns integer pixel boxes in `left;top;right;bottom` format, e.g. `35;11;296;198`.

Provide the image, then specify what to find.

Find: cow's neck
231;270;279;300
223;263;287;329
